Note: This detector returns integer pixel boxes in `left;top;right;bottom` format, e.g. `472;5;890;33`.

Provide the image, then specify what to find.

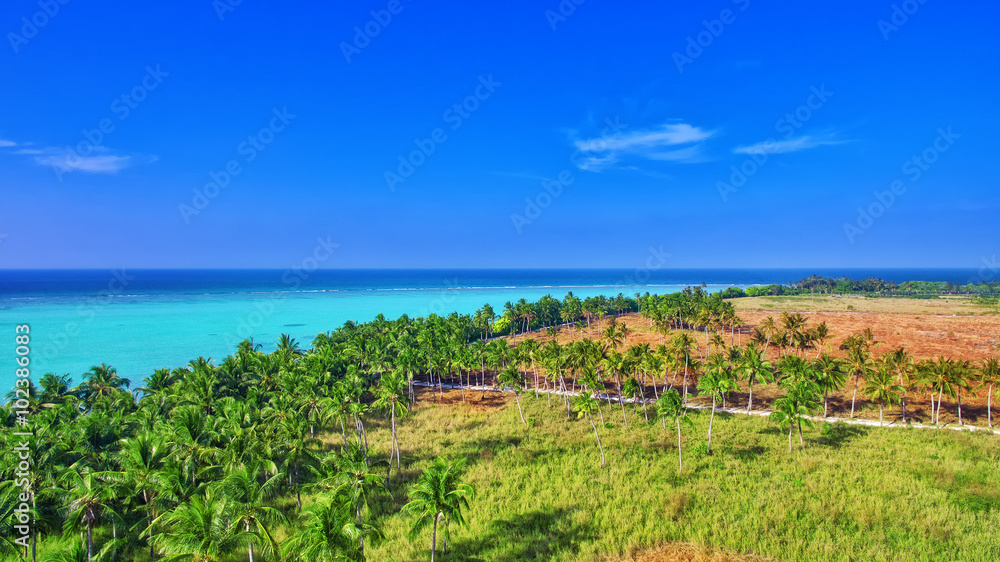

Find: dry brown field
500;295;1000;427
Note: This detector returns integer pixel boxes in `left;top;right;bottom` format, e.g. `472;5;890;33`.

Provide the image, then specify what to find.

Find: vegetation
3;287;999;561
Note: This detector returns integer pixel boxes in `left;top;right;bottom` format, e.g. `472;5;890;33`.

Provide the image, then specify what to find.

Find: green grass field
341;390;1000;561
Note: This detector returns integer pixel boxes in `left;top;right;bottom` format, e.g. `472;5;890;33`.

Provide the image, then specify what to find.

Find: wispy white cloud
3;137;153;175
733;135;849;155
573;122;716;171
35;151;134;173
19;145;153;175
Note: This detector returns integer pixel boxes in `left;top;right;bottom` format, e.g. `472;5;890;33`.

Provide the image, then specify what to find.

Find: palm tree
841;336;873;418
979;358;1000;429
574;392;606;468
863;364;904;426
79;364;131;410
324;443;388;557
951;360;975;426
404;457;476;562
277;416;320;511
498;365;527;426
62;468;120;562
882;347;915;423
373;369;409;476
115;432;169;557
770;378;821;451
670;333;697;404
812;322;830;358
153;489;241;560
219;467;286;562
655;389;691;471
622;377;647;421
739;343;772;413
760;316;777;356
813;354;847;418
919;357;956;425
697;356;738;455
286;489;381;561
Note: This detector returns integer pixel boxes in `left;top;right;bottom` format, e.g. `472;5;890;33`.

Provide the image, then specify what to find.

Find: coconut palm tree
574;392;606;468
285;488;381;561
670;333;697;404
979;358;1000;429
323;442;388;557
770;378;821;452
374;369;409;476
919;357;957;425
497;365;527;426
841;335;873;418
952;360;976;426
404;457;476;562
760;316;777;356
219;466;286;562
697;356;738;455
622;377;647;421
114;432;169;557
655;389;691;471
79;364;131;410
61;468;120;562
863;364;904;426
812;322;831;358
153;489;241;560
813;354;847;418
739;343;772;413
883;347;915;423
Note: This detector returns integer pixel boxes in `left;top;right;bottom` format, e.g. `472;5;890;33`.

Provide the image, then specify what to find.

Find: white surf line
412;381;1000;436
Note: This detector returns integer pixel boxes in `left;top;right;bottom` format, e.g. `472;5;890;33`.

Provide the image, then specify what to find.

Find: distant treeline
717;275;1000;299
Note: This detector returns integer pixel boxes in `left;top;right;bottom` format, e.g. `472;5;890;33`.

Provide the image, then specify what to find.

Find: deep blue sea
0;269;979;392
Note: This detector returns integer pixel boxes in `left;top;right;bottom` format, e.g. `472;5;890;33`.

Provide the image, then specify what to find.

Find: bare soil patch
607;543;770;562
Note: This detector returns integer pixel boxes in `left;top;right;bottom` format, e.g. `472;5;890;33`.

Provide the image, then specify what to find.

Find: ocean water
0;268;979;392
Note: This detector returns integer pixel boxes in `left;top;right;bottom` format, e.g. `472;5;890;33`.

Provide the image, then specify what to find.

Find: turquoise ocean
0;268;979;392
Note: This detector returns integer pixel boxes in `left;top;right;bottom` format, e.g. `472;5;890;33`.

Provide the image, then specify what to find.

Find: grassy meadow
327;390;999;561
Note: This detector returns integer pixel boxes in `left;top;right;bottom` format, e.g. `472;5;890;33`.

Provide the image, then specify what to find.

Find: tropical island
3;277;999;561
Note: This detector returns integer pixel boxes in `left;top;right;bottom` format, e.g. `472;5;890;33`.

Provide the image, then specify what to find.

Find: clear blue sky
1;0;997;269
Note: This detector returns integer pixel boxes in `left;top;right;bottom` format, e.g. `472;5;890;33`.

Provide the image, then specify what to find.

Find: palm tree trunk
682;358;689;406
879;404;883;427
431;513;439;562
514;393;527;425
707;396;715;454
788;422;793;453
797;418;804;447
824;391;829;418
618;384;628;428
989;383;993;429
247;521;255;562
747;379;754;413
642;396;648;422
532;360;539;398
588;412;605;468
391;406;400;468
850;373;859;418
676;417;683;471
87;519;93;562
934;384;944;425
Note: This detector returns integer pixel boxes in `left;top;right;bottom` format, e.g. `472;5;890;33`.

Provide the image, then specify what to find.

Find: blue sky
1;0;997;269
